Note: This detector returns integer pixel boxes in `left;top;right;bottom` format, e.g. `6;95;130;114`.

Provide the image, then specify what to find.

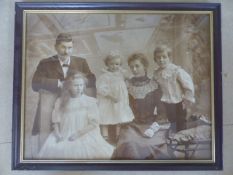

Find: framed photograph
12;2;222;170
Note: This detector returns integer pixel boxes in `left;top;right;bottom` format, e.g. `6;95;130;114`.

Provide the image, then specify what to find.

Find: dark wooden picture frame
12;2;222;170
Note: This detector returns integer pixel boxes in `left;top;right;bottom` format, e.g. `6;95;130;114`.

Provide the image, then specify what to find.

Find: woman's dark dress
112;76;169;159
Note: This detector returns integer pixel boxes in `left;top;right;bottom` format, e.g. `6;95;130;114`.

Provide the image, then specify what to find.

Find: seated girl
38;72;114;159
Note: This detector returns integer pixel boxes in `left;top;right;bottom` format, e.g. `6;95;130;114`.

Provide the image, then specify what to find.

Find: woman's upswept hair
127;52;149;69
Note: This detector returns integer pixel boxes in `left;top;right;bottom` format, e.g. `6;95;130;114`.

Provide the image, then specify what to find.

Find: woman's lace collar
127;76;158;99
128;76;150;87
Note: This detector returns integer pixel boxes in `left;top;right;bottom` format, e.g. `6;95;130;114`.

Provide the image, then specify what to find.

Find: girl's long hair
59;71;88;112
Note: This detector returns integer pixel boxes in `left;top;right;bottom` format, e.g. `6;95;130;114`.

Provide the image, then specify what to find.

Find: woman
112;53;169;160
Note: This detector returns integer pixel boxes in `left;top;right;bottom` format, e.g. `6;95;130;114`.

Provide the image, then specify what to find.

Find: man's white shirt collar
58;56;71;66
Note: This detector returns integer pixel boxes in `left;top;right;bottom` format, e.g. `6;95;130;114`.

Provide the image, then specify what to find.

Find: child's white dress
96;70;134;125
38;94;114;159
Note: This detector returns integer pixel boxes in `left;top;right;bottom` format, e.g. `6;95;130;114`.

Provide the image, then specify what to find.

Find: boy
153;45;195;132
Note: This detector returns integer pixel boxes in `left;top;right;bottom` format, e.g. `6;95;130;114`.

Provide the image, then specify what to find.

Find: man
31;33;96;148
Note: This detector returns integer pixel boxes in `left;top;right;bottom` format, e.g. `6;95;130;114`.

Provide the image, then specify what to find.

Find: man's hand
58;79;64;89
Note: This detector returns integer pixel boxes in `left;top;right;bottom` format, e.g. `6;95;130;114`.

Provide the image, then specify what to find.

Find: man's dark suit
31;55;96;138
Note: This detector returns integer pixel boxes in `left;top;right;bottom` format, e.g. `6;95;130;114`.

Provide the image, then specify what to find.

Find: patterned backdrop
24;13;211;158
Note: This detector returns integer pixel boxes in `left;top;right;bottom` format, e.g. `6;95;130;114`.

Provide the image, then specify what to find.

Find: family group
31;33;195;160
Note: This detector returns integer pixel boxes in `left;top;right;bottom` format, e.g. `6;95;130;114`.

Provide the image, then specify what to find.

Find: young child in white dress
153;45;195;133
96;52;134;143
38;72;114;159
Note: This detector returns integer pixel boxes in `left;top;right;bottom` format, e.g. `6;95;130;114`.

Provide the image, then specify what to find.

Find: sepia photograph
12;2;222;170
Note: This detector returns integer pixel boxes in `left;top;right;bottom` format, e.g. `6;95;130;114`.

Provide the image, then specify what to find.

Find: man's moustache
59;54;69;58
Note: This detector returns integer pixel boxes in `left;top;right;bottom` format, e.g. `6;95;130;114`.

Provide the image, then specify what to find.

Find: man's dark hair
55;33;73;45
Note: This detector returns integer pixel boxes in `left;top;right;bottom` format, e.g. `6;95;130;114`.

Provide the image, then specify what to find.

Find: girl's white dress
96;70;134;125
38;94;114;159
